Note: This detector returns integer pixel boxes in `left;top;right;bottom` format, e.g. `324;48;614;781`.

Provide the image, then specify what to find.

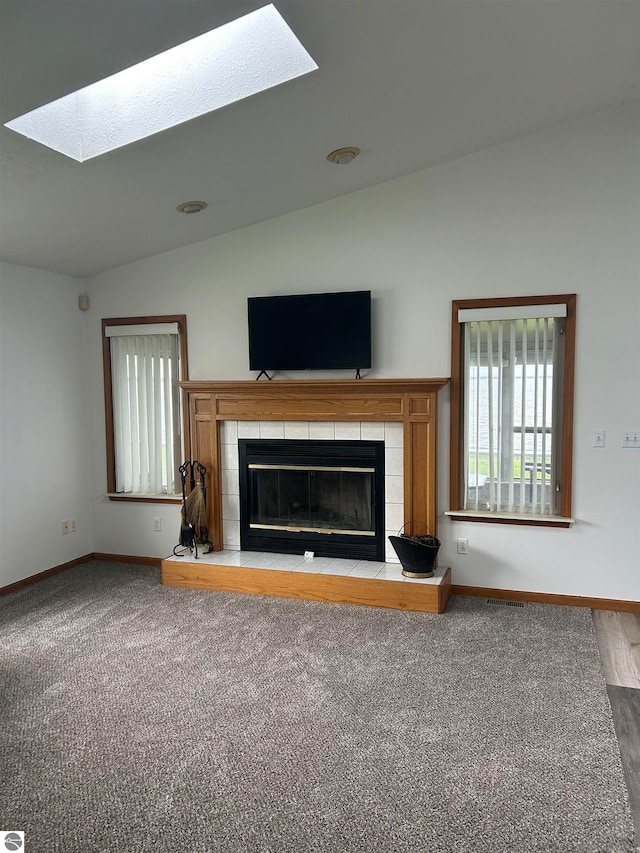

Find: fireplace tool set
173;460;213;559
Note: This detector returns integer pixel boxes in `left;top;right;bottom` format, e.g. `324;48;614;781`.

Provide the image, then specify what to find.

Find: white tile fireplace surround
219;420;404;563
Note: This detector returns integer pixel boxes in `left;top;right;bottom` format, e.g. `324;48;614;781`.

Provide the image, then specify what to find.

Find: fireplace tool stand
173;460;213;559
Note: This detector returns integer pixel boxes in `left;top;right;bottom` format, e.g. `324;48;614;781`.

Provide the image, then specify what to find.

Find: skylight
4;4;318;162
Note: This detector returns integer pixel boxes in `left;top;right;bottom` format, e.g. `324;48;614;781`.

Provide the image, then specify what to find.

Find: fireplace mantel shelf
180;377;448;423
180;377;449;392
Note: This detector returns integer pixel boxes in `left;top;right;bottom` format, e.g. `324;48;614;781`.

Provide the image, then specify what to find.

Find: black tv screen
248;291;372;372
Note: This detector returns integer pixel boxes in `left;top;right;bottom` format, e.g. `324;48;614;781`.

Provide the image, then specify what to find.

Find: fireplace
178;378;447;562
239;438;386;561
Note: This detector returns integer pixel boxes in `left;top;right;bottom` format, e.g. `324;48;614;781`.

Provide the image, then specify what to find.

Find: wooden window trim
449;294;576;523
102;314;189;499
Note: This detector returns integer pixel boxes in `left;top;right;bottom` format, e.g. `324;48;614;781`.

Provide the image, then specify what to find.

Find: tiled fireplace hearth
162;378;451;613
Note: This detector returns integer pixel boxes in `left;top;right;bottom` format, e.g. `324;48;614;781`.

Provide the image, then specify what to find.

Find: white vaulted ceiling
1;0;638;278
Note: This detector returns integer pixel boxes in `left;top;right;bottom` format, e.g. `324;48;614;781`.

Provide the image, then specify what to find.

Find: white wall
83;104;639;600
0;262;93;585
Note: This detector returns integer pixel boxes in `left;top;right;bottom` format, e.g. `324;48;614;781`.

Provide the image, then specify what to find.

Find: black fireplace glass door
239;438;385;561
248;466;375;534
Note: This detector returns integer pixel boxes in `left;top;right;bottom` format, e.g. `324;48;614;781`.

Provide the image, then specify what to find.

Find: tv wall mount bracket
255;369;362;380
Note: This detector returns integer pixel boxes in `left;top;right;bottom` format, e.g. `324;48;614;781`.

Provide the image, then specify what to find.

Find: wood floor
593;610;640;841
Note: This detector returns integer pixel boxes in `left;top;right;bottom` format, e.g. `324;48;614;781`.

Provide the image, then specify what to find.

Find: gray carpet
0;561;635;853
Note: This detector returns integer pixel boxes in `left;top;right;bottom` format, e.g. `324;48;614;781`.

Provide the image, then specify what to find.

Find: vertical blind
459;304;567;515
107;326;180;494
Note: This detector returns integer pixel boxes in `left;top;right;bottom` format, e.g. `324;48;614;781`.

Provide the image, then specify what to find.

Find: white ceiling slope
1;1;638;279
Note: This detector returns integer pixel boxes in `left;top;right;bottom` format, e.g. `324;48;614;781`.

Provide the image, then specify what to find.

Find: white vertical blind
110;333;179;493
462;317;557;514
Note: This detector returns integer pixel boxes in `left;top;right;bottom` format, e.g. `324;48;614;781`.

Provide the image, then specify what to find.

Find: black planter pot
388;534;440;578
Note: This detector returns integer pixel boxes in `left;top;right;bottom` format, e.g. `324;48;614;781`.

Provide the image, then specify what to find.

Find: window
102;316;188;499
449;296;576;525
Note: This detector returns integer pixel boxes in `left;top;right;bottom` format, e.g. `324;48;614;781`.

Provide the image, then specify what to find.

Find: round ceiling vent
326;147;361;165
176;201;208;215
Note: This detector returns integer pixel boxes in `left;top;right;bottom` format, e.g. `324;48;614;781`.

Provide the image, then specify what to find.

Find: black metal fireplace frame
238;438;386;561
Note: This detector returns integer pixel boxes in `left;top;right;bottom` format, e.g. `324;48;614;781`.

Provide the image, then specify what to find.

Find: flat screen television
248;290;372;372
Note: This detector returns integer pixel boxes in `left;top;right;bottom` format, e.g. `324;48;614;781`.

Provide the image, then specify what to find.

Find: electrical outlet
457;537;468;555
69;517;77;533
592;430;606;448
62;519;70;535
152;517;162;532
621;431;640;448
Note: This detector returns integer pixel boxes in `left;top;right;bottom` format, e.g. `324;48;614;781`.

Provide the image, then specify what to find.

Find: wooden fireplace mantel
179;378;449;551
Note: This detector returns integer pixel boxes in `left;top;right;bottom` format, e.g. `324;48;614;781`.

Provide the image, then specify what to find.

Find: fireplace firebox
238;439;385;561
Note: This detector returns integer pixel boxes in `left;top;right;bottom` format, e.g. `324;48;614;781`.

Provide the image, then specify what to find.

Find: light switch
592;430;606;448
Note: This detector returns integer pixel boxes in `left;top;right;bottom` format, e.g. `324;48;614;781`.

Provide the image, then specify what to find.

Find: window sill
444;510;574;528
107;493;182;504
